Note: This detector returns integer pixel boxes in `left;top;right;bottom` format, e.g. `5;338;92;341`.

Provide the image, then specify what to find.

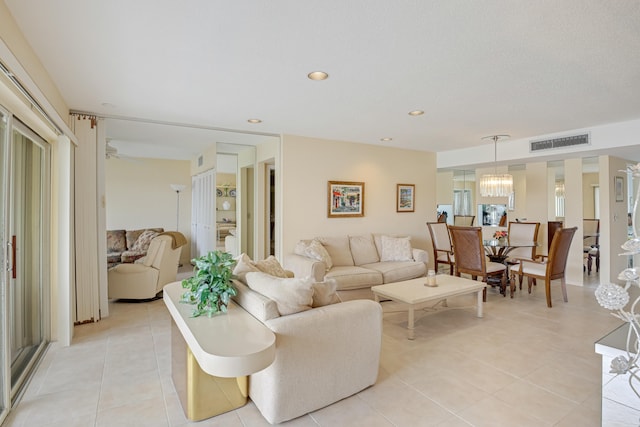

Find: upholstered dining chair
509;227;577;308
453;215;475;226
448;226;506;300
583;219;600;274
506;221;540;288
427;222;455;275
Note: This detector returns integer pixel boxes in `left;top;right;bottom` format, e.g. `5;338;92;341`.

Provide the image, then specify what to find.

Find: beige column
564;158;584;285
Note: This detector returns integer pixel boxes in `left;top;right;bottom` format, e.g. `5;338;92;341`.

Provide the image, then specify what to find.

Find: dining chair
498;213;507;227
547;221;563;251
453;215;475;226
448;225;506;300
509;227;577;308
583;219;600;274
506;221;540;289
427;222;455;275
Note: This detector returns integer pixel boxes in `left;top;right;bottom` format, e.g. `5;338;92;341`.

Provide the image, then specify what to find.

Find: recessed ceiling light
307;71;329;81
408;110;424;116
247;118;262;124
380;137;393;142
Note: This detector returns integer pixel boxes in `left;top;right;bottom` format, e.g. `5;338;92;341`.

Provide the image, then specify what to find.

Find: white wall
105;158;192;265
281;135;437;261
438;118;640;170
602;156;631;286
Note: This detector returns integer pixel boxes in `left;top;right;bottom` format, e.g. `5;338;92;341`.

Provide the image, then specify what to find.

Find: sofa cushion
255;256;289;278
106;230;126;253
380;235;413;262
295;239;333;271
232;279;280;322
349;234;379;266
233;253;263;284
325;266;383;290
107;252;122;263
125;228;164;250
245;272;314;316
131;230;160;251
311;279;340;307
363;261;427;284
317;236;354;266
120;250;147;263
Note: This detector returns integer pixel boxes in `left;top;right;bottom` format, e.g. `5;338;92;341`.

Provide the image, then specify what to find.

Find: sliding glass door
0;112;50;421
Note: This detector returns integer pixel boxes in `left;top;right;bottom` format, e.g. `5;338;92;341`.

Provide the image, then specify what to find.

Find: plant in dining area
180;250;237;317
493;230;507;240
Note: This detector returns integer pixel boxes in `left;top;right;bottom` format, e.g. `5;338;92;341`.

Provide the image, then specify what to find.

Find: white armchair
108;234;183;300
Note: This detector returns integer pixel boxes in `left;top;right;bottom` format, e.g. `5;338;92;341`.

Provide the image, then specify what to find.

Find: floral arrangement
493;230;507;239
595;162;640;400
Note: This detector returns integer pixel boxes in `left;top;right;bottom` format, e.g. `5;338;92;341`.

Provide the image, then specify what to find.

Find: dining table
483;239;538;297
483;239;538;264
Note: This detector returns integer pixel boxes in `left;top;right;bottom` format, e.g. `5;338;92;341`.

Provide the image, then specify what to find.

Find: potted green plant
180;250;237;317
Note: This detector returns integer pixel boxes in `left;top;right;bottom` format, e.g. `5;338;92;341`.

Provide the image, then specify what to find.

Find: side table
163;281;275;421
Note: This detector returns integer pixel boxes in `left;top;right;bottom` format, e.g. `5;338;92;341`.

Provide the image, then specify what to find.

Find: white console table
163;281;275;421
595;323;640;425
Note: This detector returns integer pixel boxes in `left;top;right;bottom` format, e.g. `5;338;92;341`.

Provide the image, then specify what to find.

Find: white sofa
284;234;428;300
232;279;382;424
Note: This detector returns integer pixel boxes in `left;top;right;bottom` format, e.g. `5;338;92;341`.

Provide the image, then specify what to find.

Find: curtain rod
68;110;280;138
0;60;63;136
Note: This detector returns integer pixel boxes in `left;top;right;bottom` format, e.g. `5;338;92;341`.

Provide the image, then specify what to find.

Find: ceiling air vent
530;133;589;152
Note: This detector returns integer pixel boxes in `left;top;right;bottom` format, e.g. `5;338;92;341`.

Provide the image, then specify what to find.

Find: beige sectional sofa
231;278;382;424
284;234;428;300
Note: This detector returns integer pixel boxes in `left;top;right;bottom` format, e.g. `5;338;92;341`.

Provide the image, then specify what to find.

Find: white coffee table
372;274;486;340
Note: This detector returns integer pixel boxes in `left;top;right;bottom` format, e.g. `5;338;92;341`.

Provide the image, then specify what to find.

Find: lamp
479;135;513;197
170;184;187;231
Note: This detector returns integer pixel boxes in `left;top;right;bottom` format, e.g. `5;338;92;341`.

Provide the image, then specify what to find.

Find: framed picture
328;181;364;217
615;176;624;202
396;184;415;212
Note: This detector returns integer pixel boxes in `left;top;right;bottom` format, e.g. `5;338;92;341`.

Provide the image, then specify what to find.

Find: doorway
0;111;50;418
267;166;275;256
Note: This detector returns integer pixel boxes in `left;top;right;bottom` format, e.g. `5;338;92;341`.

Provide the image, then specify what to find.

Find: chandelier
479;135;513;197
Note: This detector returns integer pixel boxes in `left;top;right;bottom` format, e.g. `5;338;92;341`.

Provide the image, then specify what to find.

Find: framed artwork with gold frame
328;181;364;217
396;184;415;212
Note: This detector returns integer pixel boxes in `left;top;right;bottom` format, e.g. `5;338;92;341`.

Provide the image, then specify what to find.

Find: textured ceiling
5;1;640;160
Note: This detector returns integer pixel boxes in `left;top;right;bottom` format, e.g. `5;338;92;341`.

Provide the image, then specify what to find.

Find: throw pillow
254;256;288;278
349;234;380;265
311;278;340;307
233;253;261;284
245;272;314;315
131;230;159;251
106;229;126;253
317;236;354;266
380;235;413;262
294;239;333;271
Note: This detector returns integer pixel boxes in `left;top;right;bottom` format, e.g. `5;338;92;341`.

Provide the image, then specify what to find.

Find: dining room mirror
547;160;565;222
452;169;475;218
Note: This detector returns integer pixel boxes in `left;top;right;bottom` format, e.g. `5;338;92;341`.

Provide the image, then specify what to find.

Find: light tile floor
4;272;621;427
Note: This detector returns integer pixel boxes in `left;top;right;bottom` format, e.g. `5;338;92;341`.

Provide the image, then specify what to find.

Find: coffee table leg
407;306;415;340
476;290;484;318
